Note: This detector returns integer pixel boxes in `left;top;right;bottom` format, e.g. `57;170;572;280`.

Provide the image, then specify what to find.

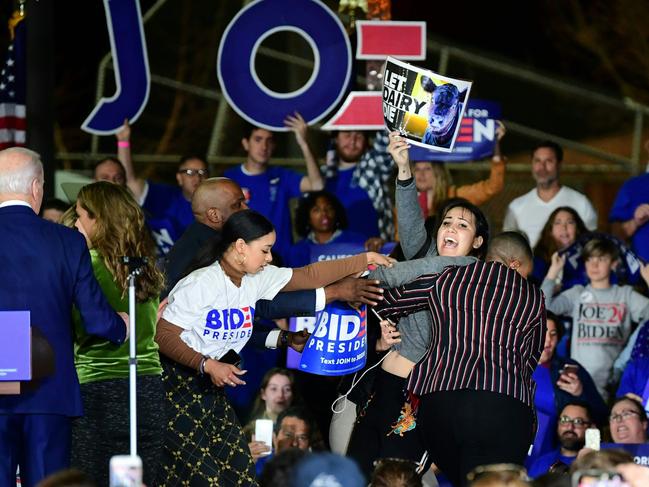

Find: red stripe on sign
358;23;426;58
326;93;384;127
460;127;473;134
456;136;473;142
461;118;473;125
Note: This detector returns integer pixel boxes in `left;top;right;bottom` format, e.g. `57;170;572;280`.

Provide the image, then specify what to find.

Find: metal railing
77;10;649;176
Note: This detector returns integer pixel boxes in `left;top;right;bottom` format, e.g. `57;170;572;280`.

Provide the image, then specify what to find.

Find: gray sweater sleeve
396;178;430;259
368;256;476;288
541;279;581;316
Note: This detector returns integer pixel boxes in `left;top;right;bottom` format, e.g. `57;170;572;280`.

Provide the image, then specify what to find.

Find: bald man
162;178;247;296
162;178;384;351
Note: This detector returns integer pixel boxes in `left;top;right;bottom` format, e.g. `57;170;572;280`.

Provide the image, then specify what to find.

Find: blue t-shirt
527;449;576;479
142;182;193;255
617;357;649;413
529;365;558;463
287;230;367;267
610;173;649;261
325;167;379;240
225;165;303;260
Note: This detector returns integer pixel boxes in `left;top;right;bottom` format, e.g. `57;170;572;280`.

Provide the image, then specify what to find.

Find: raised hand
284;112;308;146
388;131;411;168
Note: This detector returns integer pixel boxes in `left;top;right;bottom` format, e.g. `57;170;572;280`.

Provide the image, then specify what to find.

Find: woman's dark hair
546;311;565;341
294;191;348;238
433;198;490;259
533;207;587;262
185;209;275;273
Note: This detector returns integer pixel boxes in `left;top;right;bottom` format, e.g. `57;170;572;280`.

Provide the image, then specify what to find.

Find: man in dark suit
164;177;385;351
0;147;129;487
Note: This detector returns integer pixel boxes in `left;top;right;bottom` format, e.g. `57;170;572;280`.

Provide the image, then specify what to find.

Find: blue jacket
0;205;126;417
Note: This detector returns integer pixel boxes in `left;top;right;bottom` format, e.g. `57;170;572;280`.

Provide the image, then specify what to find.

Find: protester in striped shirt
374;232;546;487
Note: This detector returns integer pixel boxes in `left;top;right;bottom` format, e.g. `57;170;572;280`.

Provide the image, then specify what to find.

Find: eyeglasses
558;415;591;428
177;168;208;177
609;410;640;423
466;463;529;483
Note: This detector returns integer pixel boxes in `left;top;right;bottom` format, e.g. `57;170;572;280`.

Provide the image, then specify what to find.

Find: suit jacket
0;205;126;417
163;221;317;318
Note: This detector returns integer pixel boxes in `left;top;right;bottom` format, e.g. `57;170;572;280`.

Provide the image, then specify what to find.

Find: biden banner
297;302;367;376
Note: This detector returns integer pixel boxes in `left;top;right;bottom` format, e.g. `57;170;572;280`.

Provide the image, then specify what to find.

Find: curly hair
294;191;348;238
74;181;164;301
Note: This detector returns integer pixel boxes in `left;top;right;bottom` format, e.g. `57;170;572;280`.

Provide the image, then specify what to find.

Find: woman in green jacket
67;181;165;486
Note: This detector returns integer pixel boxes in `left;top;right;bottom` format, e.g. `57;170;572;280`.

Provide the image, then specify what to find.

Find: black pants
71;375;165;487
347;369;426;478
418;390;534;487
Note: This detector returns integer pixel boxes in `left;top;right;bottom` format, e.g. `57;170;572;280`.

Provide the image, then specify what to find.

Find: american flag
0;13;26;150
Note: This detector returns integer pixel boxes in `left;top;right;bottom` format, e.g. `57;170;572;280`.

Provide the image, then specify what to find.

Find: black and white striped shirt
375;261;546;407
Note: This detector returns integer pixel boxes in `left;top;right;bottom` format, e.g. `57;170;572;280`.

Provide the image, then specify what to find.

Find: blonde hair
74;181;164;301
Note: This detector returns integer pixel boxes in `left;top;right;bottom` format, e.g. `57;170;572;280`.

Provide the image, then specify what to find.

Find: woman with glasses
609;396;648;444
67;182;165;486
155;209;393;486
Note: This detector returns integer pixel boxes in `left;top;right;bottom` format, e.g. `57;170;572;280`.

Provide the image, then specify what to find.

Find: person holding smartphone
526;311;607;466
155;209;393;486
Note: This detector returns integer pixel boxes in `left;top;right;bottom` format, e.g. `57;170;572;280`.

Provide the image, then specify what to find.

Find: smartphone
109;455;142;487
585;428;600;451
571;469;627;487
220;349;242;368
255;419;273;456
560;364;580;376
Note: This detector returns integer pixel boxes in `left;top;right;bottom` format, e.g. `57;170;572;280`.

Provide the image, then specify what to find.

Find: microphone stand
121;256;147;458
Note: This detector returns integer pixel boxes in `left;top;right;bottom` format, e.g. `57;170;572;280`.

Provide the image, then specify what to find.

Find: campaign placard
408;99;501;162
382;57;472;152
297;303;367;376
601;443;649;467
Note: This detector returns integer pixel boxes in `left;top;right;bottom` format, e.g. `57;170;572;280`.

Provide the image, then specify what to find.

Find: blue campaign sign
409;99;501;162
217;0;352;130
82;0;150;135
298;303;367;376
310;241;396;263
601;443;649;466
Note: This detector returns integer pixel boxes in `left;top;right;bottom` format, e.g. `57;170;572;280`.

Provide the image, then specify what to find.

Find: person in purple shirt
225;114;324;260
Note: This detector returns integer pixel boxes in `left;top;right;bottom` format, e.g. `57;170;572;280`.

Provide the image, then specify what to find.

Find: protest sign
382;57;472;152
408;99;501;162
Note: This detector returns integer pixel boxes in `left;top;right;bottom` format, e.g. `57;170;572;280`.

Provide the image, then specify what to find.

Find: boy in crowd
542;238;649;399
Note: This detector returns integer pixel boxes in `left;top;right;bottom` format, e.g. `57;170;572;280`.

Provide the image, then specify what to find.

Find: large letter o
217;0;351;130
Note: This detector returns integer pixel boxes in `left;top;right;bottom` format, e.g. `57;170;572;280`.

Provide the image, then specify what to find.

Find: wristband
117;141;130;148
199;356;208;375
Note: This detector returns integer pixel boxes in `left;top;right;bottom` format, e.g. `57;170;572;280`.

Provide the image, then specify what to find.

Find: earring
236;254;247;266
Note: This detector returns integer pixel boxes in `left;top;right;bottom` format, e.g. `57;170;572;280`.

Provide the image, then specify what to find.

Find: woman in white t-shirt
155;209;391;486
